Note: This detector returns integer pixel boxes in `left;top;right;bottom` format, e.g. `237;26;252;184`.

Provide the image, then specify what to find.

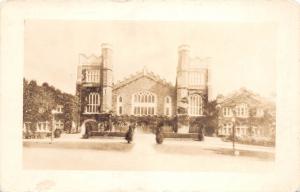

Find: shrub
156;132;164;144
90;131;126;137
54;129;62;138
163;132;198;139
223;135;275;147
125;127;134;144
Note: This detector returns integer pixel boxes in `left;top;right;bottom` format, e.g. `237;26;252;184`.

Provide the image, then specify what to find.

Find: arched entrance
80;119;97;137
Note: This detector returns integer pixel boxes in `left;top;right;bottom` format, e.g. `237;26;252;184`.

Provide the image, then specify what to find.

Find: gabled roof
217;87;275;109
113;67;174;90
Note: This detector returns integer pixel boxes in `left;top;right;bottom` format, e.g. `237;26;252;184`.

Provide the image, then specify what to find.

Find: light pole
231;108;239;156
231;116;236;154
51;109;57;144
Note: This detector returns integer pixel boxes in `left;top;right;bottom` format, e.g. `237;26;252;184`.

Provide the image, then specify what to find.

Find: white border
1;0;300;191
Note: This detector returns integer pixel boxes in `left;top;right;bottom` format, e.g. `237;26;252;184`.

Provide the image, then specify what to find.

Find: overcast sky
24;20;277;100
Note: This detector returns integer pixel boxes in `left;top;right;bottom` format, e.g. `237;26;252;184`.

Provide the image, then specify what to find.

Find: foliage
111;115;176;132
125;126;134;143
23;78;78;133
54;129;62;138
223;135;275;147
155;124;164;144
156;132;164;144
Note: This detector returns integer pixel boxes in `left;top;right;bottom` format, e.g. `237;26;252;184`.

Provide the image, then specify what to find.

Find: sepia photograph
23;20;276;171
1;1;300;191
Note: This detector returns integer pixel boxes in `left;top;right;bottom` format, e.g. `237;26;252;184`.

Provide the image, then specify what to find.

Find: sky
24;20;277;100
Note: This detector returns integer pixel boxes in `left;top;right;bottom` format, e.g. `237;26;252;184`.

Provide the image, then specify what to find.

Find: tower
101;43;113;112
176;45;209;133
176;44;190;113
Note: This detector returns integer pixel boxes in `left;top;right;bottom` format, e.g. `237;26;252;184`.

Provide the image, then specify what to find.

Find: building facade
217;88;276;138
76;43;209;133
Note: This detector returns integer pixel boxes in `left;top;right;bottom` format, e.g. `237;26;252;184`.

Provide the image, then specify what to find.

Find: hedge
90;131;126;137
163;132;198;139
222;136;275;147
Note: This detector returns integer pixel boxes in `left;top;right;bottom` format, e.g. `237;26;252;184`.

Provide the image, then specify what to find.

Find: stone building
112;67;176;117
217;88;276;138
76;43;209;133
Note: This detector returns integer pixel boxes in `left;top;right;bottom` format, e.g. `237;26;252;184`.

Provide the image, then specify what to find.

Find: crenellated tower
176;45;190;111
176;44;209;132
101;43;113;112
76;43;113;135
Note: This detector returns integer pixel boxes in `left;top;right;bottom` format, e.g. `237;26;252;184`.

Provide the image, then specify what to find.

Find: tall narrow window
188;94;203;116
132;91;156;116
164;96;172;116
85;93;100;113
117;95;123;115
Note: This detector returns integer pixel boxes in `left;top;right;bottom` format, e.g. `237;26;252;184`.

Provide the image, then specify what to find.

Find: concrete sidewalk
23;132;274;157
23;132;275;171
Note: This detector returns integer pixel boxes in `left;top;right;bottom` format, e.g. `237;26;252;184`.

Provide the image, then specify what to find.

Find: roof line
113;68;174;90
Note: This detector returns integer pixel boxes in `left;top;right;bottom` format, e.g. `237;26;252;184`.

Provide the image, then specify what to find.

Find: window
85;70;100;83
164;96;172;116
132;91;156;116
85;93;100;113
256;108;264;117
188;72;201;86
235;103;248;117
221;123;233;135
222;107;232;117
36;121;50;132
23;122;31;132
235;124;248;136
55;120;64;129
117;96;123;115
56;105;63;113
188;94;203;116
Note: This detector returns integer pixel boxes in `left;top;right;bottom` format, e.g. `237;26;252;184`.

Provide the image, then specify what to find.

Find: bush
163;133;198;139
156;132;164;144
223;135;275;147
54;129;62;138
90;131;126;137
198;131;204;141
125;127;134;144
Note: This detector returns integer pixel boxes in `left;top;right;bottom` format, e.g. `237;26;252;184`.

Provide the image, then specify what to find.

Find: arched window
117;95;123;115
132;91;156;116
188;94;203;116
85;93;100;113
164;96;172;116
